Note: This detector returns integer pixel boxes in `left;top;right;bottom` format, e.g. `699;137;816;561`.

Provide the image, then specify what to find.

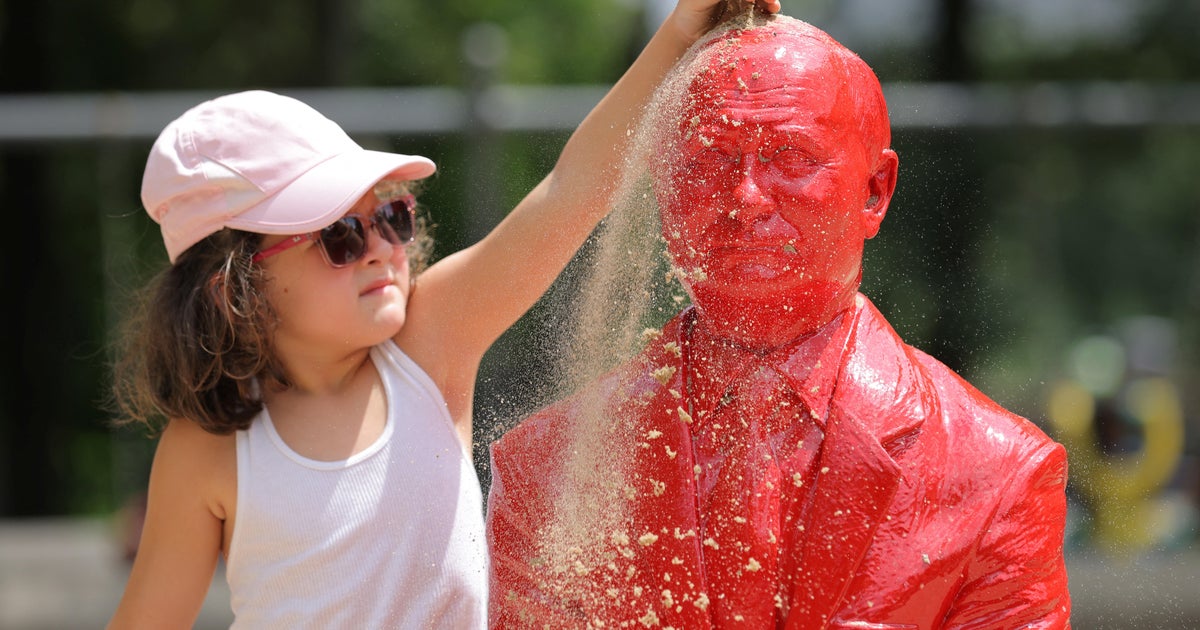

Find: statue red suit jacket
487;295;1071;629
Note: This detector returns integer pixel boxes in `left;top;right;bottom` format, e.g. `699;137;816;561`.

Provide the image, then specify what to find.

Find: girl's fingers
750;0;782;13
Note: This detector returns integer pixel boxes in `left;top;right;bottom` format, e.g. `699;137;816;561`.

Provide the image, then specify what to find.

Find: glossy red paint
653;20;896;350
487;16;1070;630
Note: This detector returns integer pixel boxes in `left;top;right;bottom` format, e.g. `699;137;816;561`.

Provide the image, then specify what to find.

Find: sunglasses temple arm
251;234;309;263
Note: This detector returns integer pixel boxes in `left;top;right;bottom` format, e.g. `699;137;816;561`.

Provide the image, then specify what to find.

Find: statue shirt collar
680;303;856;432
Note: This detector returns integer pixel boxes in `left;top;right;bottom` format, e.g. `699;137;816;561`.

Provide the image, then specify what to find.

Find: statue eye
683;145;738;174
767;146;820;174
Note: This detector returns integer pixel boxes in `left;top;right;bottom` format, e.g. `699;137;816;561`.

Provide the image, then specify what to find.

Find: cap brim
228;150;436;235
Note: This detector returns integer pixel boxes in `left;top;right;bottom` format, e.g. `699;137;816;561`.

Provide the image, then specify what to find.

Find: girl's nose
362;220;398;265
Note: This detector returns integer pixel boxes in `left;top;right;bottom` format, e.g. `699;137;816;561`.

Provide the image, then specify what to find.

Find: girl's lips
360;278;396;296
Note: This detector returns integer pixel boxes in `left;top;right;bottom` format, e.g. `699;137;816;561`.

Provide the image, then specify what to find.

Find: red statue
487;15;1071;629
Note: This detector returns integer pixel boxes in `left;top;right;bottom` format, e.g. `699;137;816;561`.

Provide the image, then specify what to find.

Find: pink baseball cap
141;90;436;262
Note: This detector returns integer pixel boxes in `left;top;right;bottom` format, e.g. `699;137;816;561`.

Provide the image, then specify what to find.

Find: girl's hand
670;0;782;43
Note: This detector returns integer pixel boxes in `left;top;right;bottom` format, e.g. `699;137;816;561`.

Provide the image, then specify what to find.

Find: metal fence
2;81;1199;144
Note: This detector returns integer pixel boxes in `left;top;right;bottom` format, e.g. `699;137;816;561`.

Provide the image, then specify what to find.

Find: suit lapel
784;296;928;630
785;405;903;630
620;298;929;629
611;311;714;629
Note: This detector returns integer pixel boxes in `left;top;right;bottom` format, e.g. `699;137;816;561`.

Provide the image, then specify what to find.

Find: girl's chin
368;308;408;340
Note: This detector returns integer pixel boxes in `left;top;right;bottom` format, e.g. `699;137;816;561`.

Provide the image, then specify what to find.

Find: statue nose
731;153;773;220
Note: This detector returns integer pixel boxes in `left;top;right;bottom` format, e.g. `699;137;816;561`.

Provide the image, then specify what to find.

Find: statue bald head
645;15;899;349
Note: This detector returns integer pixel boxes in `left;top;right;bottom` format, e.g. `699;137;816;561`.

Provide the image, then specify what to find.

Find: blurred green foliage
0;0;1196;523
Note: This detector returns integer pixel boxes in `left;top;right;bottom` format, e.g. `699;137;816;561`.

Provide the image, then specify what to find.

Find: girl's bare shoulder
158;417;236;456
154;418;237;517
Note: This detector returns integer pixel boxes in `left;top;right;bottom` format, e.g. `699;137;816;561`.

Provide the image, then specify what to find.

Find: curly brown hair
110;203;435;436
111;229;281;436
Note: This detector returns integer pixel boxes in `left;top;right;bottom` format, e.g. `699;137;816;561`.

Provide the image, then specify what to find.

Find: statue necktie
691;362;821;626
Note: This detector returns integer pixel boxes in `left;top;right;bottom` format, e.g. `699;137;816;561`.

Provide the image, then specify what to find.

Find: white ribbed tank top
228;341;487;629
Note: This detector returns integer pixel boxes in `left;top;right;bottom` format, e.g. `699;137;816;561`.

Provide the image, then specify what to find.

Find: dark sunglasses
252;194;417;267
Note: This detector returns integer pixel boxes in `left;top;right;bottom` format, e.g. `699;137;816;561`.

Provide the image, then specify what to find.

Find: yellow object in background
1049;376;1185;554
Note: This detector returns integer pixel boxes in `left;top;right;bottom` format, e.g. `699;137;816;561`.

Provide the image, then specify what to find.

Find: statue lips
702;243;799;283
678;208;806;285
688;216;807;288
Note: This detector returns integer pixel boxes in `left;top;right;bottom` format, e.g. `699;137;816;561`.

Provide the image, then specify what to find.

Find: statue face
655;28;893;348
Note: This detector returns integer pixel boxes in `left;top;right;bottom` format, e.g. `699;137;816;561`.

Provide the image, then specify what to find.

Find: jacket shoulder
917;348;1059;450
490;311;693;484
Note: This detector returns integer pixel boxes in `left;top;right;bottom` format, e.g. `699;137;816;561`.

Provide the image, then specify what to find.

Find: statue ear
864;148;898;239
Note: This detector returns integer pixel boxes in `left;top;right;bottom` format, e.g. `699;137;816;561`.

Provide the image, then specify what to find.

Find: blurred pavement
0;517;1197;629
0;518;231;629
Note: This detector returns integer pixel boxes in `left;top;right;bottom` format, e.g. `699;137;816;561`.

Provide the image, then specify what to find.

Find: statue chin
687;279;859;351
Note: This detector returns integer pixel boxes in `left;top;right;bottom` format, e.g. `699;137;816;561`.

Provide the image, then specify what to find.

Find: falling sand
508;6;786;617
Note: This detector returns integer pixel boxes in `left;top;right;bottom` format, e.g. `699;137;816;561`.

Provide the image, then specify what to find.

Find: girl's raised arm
400;0;780;387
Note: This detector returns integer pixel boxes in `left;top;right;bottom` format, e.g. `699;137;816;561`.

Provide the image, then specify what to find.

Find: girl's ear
863;148;898;239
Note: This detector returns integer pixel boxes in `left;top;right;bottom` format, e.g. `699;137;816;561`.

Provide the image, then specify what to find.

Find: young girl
106;0;781;628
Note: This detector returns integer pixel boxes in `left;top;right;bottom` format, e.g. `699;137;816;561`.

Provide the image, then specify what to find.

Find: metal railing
2;81;1198;143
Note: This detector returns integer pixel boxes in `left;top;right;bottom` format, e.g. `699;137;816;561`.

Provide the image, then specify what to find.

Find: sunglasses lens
312;196;413;267
377;197;415;244
319;216;367;266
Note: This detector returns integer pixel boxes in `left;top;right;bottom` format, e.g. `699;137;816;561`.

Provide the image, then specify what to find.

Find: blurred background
1;0;1197;627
